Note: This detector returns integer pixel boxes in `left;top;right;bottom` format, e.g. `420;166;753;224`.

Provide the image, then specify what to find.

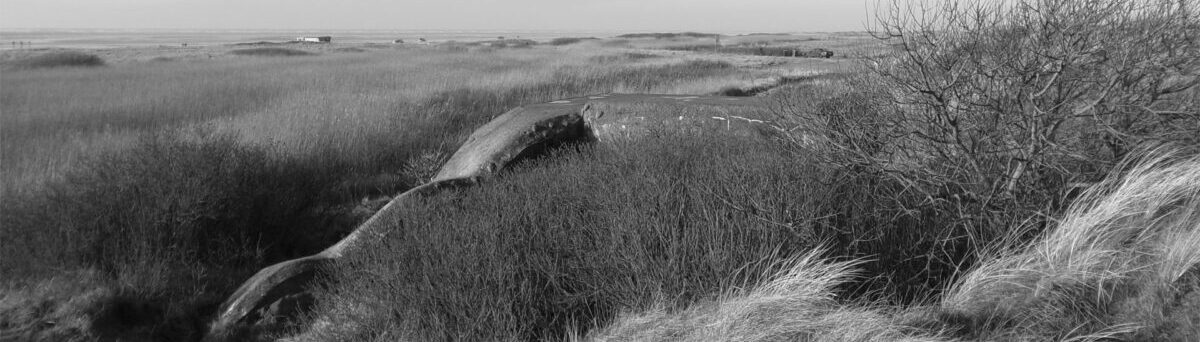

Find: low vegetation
665;45;834;58
0;0;1197;341
229;48;316;57
548;37;596;46
616;32;720;39
304;133;827;341
0;48;747;341
7;51;105;69
593;150;1200;341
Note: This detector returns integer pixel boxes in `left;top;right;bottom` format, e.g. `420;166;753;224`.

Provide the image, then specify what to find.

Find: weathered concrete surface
208;255;328;333
206;178;479;339
578;94;773;141
434;100;591;181
206;94;773;339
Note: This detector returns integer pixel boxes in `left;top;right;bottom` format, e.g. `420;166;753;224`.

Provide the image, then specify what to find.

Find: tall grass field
2;1;1199;340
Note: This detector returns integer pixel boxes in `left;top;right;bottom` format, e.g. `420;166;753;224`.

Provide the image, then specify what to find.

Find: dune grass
588;149;1200;342
590;249;947;342
934;149;1200;341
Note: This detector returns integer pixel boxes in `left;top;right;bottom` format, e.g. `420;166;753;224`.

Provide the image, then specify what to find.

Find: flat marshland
3;2;1200;340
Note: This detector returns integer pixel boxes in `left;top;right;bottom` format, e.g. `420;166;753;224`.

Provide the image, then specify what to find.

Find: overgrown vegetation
0;132;348;341
2;0;1197;340
7;51;105;69
0;52;744;341
774;0;1199;301
593;149;1200;342
548;37;596;46
298;0;1198;340
305;133;827;341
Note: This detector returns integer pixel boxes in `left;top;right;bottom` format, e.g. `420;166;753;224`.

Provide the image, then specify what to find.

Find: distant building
296;36;332;43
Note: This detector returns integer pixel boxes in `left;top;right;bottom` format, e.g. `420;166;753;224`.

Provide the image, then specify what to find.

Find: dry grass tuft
938;148;1200;341
589;249;946;342
587;148;1200;342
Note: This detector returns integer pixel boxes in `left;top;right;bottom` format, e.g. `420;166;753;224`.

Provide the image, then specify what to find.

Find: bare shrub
770;0;1200;304
863;0;1199;202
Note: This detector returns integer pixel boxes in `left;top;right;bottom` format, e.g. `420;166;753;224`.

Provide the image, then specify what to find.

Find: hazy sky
0;0;871;32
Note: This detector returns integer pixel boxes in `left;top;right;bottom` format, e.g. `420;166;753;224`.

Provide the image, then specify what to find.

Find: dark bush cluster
548;37;595;45
0;131;348;278
0;131;356;341
10;51;105;69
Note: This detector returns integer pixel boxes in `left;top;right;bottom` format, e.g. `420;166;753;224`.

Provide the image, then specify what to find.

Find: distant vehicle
393;39;404;44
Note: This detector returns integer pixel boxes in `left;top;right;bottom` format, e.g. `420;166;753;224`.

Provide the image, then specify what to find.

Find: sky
0;0;871;32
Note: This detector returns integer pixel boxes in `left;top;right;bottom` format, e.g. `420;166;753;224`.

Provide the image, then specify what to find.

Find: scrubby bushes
0;58;744;341
766;0;1200;301
0;131;354;341
9;51;105;69
304;134;829;341
490;39;538;48
286;1;1196;340
548;37;596;46
0;130;350;280
592;150;1200;341
230;48;315;57
861;0;1199;208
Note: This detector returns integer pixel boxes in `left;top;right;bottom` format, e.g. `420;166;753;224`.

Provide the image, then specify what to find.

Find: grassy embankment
0;45;765;341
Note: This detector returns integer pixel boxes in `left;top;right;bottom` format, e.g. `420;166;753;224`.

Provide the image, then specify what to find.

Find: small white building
295;36;332;43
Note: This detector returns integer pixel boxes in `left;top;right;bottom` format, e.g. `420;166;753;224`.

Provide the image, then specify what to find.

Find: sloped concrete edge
205;103;592;339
